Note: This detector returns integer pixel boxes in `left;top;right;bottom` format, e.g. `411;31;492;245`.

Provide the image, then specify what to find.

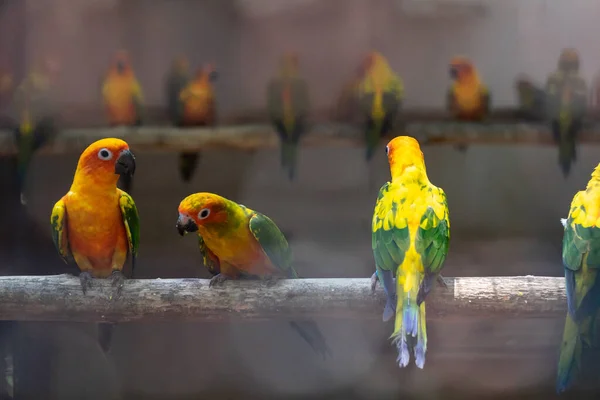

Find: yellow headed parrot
50;138;140;352
176;192;331;358
545;48;587;178
371;136;450;368
557;162;600;392
447;56;490;121
178;63;218;183
515;74;546;121
357;51;403;162
267;53;310;181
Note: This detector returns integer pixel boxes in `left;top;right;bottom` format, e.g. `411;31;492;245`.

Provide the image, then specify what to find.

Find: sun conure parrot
177;63;218;183
267;53;310;181
176;192;331;358
370;136;450;369
10;56;60;205
102;50;143;193
556;162;600;393
357;51;403;162
545;48;588;178
447;56;490;153
515;74;546;121
50;138;139;353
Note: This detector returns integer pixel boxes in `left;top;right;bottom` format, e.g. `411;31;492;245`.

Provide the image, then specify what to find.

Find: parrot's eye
385;146;390;155
98;148;113;161
198;208;210;220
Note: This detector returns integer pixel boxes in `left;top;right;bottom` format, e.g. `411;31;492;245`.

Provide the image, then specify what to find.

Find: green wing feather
50;198;71;264
248;210;296;278
198;234;220;276
118;189;140;274
415;188;450;276
371;182;410;274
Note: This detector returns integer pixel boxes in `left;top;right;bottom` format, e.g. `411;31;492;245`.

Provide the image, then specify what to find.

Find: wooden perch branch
1;120;600;155
0;275;565;323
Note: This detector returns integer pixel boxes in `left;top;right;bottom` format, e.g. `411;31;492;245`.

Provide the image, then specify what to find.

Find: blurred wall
19;0;600;114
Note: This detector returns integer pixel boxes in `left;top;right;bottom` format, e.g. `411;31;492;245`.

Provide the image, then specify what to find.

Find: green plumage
267;74;310;181
545;70;587;177
516;79;545;121
118;189;140;275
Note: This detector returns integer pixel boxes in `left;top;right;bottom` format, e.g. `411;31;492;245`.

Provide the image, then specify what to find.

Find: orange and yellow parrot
371;136;450;369
50;138;139;352
357;51;403;162
177;63;218;183
545;48;587;178
267;53;310;181
176;192;331;358
556;163;600;392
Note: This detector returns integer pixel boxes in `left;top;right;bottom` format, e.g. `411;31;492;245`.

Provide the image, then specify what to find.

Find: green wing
248;211;296;278
415;187;450;276
371;182;411;274
118;189;140;274
198;234;220;276
563;192;600;272
50;197;72;264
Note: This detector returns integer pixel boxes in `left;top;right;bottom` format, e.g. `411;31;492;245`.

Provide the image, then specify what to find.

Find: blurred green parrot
357;51;403;162
557;163;600;392
515;74;545;121
267;53;310;181
545;48;587;178
177;63;218;183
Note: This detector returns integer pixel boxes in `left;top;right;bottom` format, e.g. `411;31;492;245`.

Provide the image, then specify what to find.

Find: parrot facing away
102;50;143;193
267;53;310;181
176;192;331;358
515;74;546;121
556;163;600;393
50;138;140;352
545;48;587;178
177;64;218;183
357;51;403;162
371;136;450;369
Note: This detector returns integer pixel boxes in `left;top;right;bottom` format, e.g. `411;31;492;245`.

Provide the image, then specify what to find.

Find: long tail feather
289;320;332;360
98;323;115;353
281;141;298;181
557;313;584;393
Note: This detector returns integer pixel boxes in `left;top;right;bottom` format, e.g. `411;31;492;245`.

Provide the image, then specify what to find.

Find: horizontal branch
0;275;566;323
1;120;600;155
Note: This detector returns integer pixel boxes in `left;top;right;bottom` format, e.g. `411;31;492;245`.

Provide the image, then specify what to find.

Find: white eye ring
98;148;113;161
198;208;210;220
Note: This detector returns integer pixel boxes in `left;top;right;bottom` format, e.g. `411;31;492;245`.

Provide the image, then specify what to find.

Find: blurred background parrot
177;63;218;183
334;60;368;124
267;52;310;181
545;48;588;178
371;136;450;369
557;163;600;393
50;138;139;353
447;56;490;153
9;56;60;205
357;51;403;162
515;74;546;121
165;55;191;127
176;192;331;358
102;50;143;193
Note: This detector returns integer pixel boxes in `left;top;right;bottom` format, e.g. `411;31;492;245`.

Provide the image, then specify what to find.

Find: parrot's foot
370;271;379;294
209;273;231;288
79;271;93;295
437;274;449;290
263;276;282;288
110;270;125;299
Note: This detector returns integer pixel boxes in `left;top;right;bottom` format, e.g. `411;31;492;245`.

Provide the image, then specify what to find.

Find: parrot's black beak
177;215;198;236
115;149;136;177
208;70;218;82
449;67;459;80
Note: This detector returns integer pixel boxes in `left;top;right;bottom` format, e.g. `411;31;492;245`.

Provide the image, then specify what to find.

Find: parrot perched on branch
267;53;310;181
515;74;545;121
177;63;218;183
176;192;331;358
50;138;139;353
357;51;403;162
545;48;588;178
102;51;143;193
556;163;600;393
370;136;450;369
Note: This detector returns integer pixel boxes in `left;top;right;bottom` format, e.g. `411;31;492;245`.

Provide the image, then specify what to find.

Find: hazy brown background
2;0;600;399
